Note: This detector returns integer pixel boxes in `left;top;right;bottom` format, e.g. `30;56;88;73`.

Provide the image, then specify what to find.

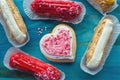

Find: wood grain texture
0;0;120;80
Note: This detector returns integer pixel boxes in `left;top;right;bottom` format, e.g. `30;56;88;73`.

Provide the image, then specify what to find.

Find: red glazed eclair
30;0;86;24
4;48;65;80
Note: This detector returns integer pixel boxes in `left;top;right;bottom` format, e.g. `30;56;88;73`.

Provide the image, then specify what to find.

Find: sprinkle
39;31;42;34
37;27;43;35
38;28;41;30
37;26;49;35
42;29;71;56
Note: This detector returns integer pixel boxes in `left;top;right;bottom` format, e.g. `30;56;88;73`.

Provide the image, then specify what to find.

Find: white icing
54;26;73;57
87;20;113;69
0;0;26;43
40;25;74;60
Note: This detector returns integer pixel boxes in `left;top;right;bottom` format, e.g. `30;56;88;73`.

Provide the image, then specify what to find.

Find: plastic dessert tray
0;0;120;80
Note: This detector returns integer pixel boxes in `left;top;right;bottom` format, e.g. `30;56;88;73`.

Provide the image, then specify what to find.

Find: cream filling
0;0;26;43
87;20;113;69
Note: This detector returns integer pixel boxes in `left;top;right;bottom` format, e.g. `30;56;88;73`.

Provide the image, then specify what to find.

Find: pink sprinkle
42;29;72;57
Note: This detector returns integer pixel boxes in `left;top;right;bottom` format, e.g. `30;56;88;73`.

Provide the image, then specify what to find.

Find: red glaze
31;0;82;20
9;52;61;80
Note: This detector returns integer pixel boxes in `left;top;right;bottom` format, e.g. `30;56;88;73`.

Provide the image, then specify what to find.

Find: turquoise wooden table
0;0;120;80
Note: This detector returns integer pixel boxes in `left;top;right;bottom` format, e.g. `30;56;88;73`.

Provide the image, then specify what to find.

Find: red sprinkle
31;0;82;20
9;52;61;80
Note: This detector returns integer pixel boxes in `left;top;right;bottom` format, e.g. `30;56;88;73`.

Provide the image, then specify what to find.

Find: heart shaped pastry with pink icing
40;24;76;62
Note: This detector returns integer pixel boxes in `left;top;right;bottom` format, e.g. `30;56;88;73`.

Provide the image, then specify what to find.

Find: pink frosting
42;29;72;57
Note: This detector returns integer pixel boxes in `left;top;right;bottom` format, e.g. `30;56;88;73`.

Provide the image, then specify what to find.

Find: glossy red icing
31;0;82;20
42;29;72;57
9;52;61;80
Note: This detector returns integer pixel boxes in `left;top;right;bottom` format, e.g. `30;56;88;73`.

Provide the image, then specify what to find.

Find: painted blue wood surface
0;0;120;80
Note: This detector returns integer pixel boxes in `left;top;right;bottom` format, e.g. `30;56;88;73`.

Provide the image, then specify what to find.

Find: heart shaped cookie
40;24;76;62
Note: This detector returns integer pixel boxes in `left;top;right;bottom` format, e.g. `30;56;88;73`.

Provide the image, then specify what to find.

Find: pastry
95;0;115;13
24;0;86;24
40;24;76;62
86;19;113;69
87;0;118;14
4;47;65;80
80;15;120;75
0;0;28;46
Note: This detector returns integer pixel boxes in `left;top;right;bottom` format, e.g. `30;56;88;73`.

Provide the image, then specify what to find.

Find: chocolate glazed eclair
86;19;113;69
0;0;28;44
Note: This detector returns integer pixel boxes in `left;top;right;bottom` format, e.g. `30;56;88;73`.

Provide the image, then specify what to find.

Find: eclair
95;0;115;13
87;0;118;14
3;47;65;80
86;19;113;69
23;0;86;24
0;0;28;46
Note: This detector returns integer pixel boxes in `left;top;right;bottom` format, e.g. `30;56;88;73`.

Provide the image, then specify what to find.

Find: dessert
80;15;120;75
4;47;65;80
87;0;118;14
0;0;29;47
23;0;86;24
86;19;113;69
40;24;76;62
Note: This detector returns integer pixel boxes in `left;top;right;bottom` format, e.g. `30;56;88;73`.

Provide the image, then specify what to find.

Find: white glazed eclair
86;19;113;69
0;0;28;45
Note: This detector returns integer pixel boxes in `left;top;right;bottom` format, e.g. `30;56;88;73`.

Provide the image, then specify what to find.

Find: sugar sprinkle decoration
37;26;49;35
